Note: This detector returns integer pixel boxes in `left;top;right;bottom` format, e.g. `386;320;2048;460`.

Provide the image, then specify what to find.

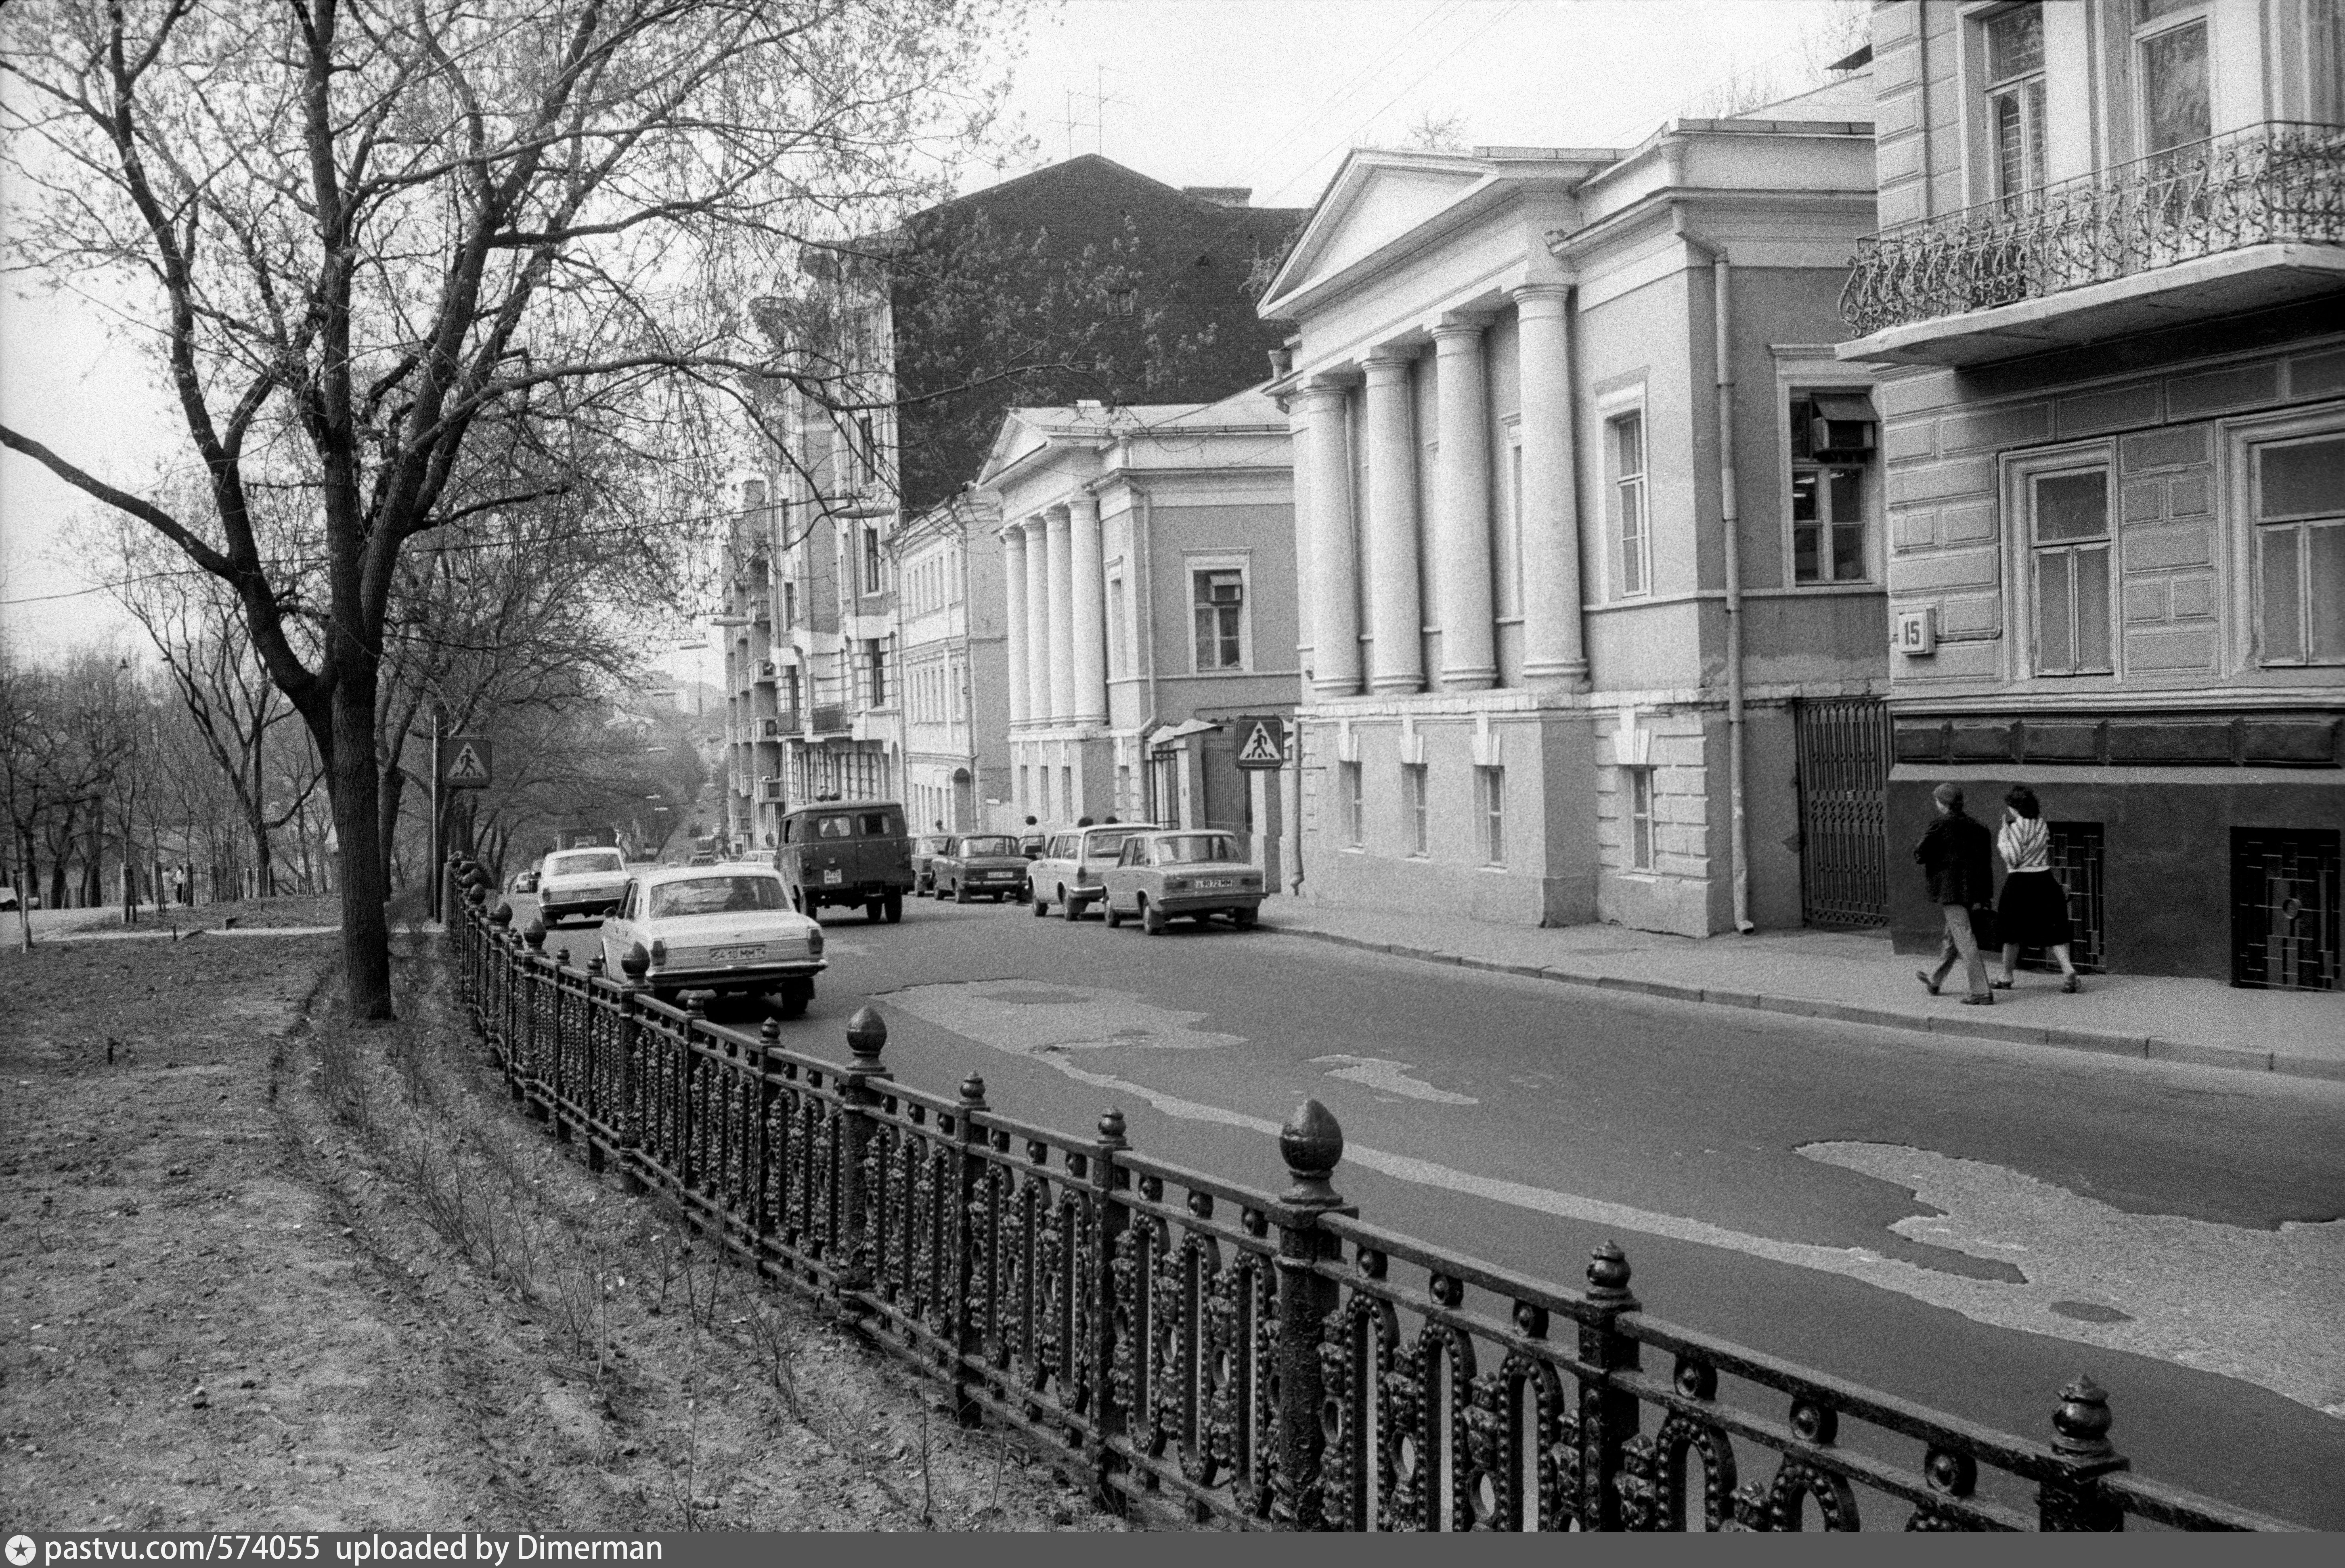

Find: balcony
1840;122;2345;366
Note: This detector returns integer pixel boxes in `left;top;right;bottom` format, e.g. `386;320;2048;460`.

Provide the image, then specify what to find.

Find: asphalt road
508;889;2345;1528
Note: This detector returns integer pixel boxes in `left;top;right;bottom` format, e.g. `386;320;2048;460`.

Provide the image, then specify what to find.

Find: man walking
1915;782;1996;1005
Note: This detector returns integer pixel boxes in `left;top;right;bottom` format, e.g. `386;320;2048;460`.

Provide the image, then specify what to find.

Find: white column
1002;524;1030;729
1514;285;1588;686
1069;490;1108;726
1286;393;1316;687
1432;319;1495;690
1045;503;1075;720
1022;517;1052;725
1297;379;1360;698
1363;353;1424;696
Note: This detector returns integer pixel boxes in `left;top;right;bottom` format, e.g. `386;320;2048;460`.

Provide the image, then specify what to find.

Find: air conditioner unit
1808;392;1878;460
758;778;785;804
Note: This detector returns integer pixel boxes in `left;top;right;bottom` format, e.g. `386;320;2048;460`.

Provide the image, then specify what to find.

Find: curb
1266;922;2345;1085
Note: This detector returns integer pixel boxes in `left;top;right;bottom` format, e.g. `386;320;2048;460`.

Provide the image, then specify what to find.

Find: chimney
1182;186;1251;208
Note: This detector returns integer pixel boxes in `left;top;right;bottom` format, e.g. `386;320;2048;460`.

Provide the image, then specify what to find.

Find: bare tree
2;0;1025;1018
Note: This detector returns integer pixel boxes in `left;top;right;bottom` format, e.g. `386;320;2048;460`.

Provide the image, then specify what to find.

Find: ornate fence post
518;919;547;1106
616;947;649;1193
679;992;708;1191
1269;1099;1353;1531
1088;1107;1131;1508
949;1073;990;1424
2036;1376;2128;1530
836;1006;891;1308
1577;1241;1643;1531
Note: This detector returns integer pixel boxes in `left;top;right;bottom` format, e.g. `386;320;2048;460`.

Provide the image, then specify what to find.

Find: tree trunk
321;674;394;1022
377;749;408;896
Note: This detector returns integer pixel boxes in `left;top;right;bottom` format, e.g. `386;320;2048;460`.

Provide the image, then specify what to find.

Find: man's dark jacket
1914;810;1995;907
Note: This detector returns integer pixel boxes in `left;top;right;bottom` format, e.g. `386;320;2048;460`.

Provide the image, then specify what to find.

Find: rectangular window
1606;410;1649;598
861;527;884;598
1495;424;1525;619
2029;467;2115;676
2313;0;2345;124
1062;766;1075;822
1341;761;1364;848
2254;433;2345;665
1107;576;1128;678
1985;2;2047;200
1193;568;1245;670
1629;768;1656;871
2135;9;2210;157
1477;766;1505;867
1018;764;1029;813
1404;764;1429;857
1790;391;1876;584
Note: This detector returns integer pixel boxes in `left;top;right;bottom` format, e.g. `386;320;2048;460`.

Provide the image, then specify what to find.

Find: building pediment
1257;152;1494;315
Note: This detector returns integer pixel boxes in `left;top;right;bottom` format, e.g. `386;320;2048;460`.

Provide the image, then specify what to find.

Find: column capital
1362;352;1415;384
1430;315;1488;344
1065;489;1100;521
1510;282;1573;315
1293;376;1352;410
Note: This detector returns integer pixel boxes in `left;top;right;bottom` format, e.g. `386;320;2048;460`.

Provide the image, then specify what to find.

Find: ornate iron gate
1792;697;1890;929
2232;827;2341;990
2018;822;2106;974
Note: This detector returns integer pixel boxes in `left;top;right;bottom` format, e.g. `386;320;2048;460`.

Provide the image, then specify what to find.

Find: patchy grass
0;926;1119;1532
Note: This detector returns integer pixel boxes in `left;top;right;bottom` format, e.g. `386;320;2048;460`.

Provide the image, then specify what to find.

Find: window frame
1978;1;2049;204
1600;394;1651;601
1340;760;1365;849
2130;1;2213;163
1627;766;1656;871
1778;370;1881;589
1476;765;1505;868
1185;553;1253;673
1495;415;1526;620
2006;443;2119;680
2226;406;2345;670
1403;762;1429;858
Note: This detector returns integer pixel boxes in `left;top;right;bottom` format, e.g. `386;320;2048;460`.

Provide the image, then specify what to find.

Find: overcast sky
0;0;1859;663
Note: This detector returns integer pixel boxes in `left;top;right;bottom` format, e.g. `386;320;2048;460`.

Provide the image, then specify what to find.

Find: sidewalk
1257;896;2345;1084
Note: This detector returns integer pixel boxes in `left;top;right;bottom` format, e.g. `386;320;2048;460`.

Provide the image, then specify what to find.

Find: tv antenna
1060;66;1129;162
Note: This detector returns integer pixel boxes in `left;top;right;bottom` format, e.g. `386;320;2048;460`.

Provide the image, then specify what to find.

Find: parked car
910;834;953;896
596;864;826;1015
536;846;630;925
1028;823;1161;920
929;833;1030;903
506;867;540;895
1101;829;1265;933
0;883;17;912
775;800;913;922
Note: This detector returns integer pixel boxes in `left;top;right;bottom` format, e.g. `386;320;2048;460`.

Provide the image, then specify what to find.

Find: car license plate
822;869;843;885
1195;878;1234;889
709;944;764;963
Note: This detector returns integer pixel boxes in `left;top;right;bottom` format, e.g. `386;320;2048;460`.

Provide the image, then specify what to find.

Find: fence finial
490;901;512;927
960;1074;988;1107
620;942;649;985
523;918;547;951
2052;1375;2115;1459
846;1006;887;1071
1279;1099;1345;1208
1096;1107;1127;1146
1587;1240;1634;1303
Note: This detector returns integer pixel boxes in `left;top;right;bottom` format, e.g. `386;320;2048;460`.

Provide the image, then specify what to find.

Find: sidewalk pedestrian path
1258;896;2345;1083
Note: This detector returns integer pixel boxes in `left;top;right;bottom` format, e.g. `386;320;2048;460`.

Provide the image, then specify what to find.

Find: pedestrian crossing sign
1235;716;1285;770
443;737;493;789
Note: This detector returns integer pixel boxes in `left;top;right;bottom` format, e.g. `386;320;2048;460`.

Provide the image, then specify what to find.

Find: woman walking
1993;785;2083;992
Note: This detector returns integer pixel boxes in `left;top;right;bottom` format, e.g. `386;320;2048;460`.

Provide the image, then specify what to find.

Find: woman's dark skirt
1995;869;2073;949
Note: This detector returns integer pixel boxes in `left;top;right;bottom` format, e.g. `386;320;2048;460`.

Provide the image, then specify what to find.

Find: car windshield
547;850;623;875
918;837;951;852
959;835;1018;856
1153;834;1242;865
1082;831;1141;860
648;875;788;919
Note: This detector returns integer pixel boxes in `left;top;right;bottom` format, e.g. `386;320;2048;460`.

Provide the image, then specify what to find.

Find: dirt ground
0;924;1121;1532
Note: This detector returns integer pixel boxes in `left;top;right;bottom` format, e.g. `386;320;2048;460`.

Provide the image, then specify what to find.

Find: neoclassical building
977;392;1299;873
1259;79;1890;934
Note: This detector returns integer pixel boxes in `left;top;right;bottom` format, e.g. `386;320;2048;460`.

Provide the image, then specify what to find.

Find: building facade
976;392;1300;876
1258;86;1889;936
713;157;1306;844
1840;0;2345;986
890;493;1010;834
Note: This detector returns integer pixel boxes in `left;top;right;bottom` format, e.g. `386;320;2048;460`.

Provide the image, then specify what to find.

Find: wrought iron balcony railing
1842;121;2345;337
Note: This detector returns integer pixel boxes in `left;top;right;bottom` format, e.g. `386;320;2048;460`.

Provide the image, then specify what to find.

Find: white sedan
596;865;827;1015
536;846;631;925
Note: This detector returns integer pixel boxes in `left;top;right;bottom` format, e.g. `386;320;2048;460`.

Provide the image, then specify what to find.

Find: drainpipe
1675;212;1756;934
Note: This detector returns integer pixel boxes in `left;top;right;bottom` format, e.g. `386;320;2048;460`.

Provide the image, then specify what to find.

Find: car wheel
775;978;813;1020
1141;897;1166;936
1232;906;1258;930
1058;886;1079;921
883;892;903;923
1031;890;1049;917
866;898;884;923
953;880;970;904
1104;899;1123;929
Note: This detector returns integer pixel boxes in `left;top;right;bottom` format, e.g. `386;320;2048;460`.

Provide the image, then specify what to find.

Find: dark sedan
930;833;1031;903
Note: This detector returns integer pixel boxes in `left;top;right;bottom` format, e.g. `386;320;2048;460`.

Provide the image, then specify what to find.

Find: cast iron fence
440;854;2302;1532
1841;120;2345;337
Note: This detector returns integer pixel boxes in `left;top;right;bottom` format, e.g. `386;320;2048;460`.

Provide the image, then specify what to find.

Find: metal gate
2017;822;2106;974
2232;827;2341;990
1792;696;1890;929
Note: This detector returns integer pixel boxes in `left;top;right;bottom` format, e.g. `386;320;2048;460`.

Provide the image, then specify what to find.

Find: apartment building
1258;78;1889;935
891;492;1009;833
1840;0;2344;985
